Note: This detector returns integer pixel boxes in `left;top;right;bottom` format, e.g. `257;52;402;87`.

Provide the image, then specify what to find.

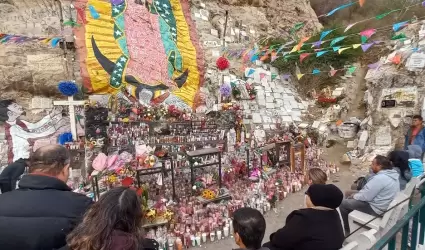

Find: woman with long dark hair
388;150;412;190
61;187;159;250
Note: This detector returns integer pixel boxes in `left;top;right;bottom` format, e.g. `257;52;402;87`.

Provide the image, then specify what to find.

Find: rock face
0;0;321;107
0;0;75;104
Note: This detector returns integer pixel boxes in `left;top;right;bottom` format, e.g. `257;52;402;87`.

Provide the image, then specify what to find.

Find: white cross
53;96;85;141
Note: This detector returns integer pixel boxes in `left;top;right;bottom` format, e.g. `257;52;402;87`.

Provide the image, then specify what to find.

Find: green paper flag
361;36;368;43
375;9;401;20
348;66;357;74
271;73;278;80
63;20;80;27
293;22;305;31
391;33;407;40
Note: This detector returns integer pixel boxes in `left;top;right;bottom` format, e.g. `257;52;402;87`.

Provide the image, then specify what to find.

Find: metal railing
370;188;425;250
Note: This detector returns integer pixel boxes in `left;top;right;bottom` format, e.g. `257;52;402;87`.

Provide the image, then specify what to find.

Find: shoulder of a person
140;238;159;250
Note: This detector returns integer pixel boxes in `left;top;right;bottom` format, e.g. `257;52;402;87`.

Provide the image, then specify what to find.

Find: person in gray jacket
339;155;400;233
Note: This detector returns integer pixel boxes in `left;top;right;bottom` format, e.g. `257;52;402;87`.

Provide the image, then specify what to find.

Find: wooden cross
53;96;85;141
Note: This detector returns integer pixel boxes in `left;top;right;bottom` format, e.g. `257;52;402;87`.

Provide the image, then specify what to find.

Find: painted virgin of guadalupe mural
74;0;204;109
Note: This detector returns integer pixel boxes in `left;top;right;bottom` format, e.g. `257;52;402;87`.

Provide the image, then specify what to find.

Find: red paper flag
299;53;311;63
359;0;366;7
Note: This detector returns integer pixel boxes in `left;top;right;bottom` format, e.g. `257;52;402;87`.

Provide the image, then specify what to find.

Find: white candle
196;236;201;246
224;226;229;237
191;235;196;247
210;232;216;242
202;233;207;243
217;230;222;240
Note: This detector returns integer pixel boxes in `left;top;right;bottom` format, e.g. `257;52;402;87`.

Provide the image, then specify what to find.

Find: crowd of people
0;115;424;250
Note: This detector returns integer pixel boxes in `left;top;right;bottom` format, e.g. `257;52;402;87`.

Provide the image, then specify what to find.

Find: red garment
410;126;422;144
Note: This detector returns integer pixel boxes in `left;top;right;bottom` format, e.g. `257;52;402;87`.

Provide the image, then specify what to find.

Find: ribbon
330;36;347;46
361;43;374;52
344;23;358;33
329;70;338;76
312;69;321;75
300;53;311;63
316;51;329;57
326;2;356;16
359;29;377;38
347;66;357;74
367;62;381;69
297;74;305;80
393;21;409;32
338;48;350;54
320;30;334;40
375;9;400;20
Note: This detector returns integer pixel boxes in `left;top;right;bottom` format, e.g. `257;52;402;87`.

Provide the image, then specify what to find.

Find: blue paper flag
330;36;346;46
320;30;334;41
316;51;329;57
326;2;356;16
247;68;255;76
332;46;341;52
312;69;321;75
250;54;259;62
89;5;100;19
51;38;61;47
393;21;409;32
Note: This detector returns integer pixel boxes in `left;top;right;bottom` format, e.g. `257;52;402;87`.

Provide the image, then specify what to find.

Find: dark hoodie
0;158;27;193
388;151;412;190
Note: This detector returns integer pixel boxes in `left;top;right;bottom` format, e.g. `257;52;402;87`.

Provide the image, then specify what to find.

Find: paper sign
211;29;219;36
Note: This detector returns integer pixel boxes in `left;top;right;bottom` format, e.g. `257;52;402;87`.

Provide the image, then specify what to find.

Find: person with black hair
232;207;269;250
339;155;399;233
0;145;93;250
62;187;166;250
388;150;411;190
405;115;425;154
263;184;344;250
0;99;68;163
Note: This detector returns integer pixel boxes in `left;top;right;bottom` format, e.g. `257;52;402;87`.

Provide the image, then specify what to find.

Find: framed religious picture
276;141;291;168
290;142;305;173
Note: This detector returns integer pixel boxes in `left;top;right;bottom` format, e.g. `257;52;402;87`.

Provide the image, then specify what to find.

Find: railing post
388;237;396;250
401;223;410;250
412;213;420;250
420;204;425;244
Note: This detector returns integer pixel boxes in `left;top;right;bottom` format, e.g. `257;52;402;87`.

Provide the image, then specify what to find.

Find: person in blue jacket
407;145;424;177
405;115;425;155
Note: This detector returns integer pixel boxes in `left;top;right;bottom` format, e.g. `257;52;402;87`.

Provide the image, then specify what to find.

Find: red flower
122;177;134;187
216;57;230;71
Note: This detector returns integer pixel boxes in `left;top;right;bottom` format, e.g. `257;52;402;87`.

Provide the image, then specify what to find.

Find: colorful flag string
295;65;358;80
0;33;62;47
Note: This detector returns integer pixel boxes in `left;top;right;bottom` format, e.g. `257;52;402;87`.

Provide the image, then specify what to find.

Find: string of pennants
225;1;425;63
0;33;63;47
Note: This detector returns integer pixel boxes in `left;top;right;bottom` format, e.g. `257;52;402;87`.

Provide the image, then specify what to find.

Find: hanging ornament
216;56;230;70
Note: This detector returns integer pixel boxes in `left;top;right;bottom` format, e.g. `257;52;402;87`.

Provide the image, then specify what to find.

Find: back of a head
306;184;343;209
407;145;422;159
308;168;327;185
233;207;266;249
388;151;409;171
67;187;143;250
30;145;70;176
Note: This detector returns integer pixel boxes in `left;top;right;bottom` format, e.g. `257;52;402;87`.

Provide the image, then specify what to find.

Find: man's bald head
29;145;71;182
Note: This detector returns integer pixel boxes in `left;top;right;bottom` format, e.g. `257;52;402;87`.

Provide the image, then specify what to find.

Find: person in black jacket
263;184;344;250
0;158;27;193
62;187;167;250
0;145;93;250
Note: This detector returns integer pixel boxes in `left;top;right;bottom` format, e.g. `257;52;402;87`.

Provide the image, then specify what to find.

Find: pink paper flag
299;53;311;63
329;70;338;76
344;23;358;33
259;73;266;80
359;29;377;38
361;43;374;52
